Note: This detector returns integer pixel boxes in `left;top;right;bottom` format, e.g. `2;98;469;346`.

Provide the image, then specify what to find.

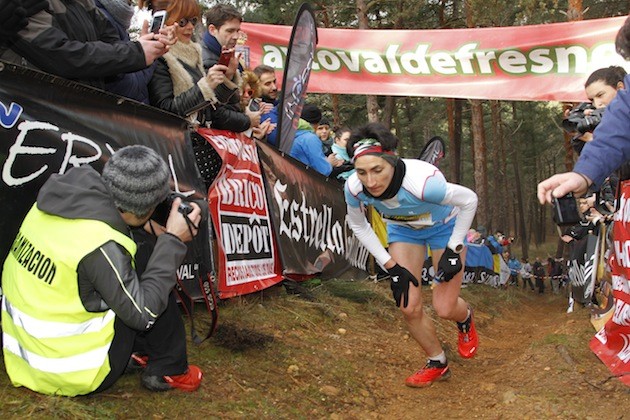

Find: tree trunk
447;98;463;183
511;103;528;259
490;101;502;231
382;96;396;129
470;99;488;228
356;0;379;122
561;1;583;170
318;3;341;129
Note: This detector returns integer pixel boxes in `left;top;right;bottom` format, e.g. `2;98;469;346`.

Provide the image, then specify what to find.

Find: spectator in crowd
520;257;535;291
0;0;175;90
506;252;521;287
547;257;563;294
96;0;157;103
2;145;203;396
148;0;230;126
316;117;334;156
290;103;342;177
254;64;280;105
467;228;481;244
200;3;261;133
533;257;545;294
239;70;259;111
344;122;478;388
487;230;504;255
240;69;275;141
330;126;355;182
254;64;280;145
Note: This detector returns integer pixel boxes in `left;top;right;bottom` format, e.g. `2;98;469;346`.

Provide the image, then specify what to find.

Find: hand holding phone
552;193;581;226
150;11;167;34
218;48;234;71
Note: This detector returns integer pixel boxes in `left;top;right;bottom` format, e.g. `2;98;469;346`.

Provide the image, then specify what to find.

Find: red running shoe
457;309;479;359
142;365;203;392
405;360;451;388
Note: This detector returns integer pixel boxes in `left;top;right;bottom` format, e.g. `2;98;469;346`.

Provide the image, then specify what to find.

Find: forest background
189;0;629;261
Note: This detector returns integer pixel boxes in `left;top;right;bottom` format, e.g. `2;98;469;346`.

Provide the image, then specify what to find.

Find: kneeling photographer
2;145;204;396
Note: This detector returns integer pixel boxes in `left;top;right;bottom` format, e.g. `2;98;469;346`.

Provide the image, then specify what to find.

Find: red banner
200;129;284;298
590;180;630;387
240;16;628;102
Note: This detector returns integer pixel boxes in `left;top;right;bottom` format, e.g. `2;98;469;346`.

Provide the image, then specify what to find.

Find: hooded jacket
24;165;187;330
289;119;332;177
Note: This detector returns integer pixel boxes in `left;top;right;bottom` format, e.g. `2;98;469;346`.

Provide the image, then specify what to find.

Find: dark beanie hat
318;116;330;127
301;103;322;124
102;145;170;217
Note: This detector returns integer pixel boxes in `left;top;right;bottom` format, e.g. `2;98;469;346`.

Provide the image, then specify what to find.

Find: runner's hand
387;264;419;308
436;247;461;282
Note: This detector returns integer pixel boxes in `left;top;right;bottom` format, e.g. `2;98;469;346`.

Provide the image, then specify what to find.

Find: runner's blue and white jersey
344;159;478;267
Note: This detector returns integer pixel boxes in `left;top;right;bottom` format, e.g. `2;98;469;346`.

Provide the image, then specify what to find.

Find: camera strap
174;270;218;345
173;211;219;344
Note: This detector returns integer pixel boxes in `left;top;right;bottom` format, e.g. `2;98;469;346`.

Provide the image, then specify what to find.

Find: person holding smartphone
200;4;263;133
148;0;231;126
344;122;479;388
0;0;175;90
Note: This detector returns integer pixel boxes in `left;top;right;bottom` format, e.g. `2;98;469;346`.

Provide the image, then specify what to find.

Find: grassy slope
0;278;628;419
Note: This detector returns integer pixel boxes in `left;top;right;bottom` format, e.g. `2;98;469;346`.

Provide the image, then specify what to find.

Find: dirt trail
369;292;629;419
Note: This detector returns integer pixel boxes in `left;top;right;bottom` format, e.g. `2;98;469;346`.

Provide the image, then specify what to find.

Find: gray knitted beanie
102;145;170;217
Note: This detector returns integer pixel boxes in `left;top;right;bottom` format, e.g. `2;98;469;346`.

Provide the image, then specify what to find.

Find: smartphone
248;98;261;112
552;193;581;226
218;48;234;68
150;11;167;34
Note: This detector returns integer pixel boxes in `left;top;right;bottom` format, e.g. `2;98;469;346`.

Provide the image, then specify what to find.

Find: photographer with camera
2;145;203;396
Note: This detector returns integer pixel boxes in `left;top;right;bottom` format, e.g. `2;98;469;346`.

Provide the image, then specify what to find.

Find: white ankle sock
428;351;447;364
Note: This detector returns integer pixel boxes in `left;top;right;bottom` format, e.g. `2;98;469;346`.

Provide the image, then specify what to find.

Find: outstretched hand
537;172;590;205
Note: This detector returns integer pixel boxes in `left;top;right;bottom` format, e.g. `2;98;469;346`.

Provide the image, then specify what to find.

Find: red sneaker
405;360;451;388
142;365;203;392
164;365;203;392
457;310;479;359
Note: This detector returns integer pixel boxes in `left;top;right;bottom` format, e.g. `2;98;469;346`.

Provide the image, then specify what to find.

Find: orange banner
240;16;628;102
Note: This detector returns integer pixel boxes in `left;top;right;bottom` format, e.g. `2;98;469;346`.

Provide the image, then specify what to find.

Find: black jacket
1;0;146;89
148;41;249;131
37;165;187;331
199;32;251;132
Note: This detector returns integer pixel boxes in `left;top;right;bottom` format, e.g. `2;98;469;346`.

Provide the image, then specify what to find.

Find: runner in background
344;122;478;388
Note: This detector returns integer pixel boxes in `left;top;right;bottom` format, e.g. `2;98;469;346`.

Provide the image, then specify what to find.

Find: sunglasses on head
178;16;198;27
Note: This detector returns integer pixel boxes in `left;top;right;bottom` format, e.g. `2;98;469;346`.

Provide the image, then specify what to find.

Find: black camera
562;102;605;134
151;192;193;226
552;193;581;226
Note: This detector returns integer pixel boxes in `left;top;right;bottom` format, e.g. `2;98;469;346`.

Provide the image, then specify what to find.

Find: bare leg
430;247;469;323
389;242;443;358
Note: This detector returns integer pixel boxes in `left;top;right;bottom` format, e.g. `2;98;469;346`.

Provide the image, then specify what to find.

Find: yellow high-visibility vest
2;204;136;396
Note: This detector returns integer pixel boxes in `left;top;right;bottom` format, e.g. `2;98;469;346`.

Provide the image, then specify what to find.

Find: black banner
0;62;208;293
257;141;369;279
276;3;318;154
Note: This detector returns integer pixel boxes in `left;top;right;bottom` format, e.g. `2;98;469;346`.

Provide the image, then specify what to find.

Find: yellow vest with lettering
2;205;136;396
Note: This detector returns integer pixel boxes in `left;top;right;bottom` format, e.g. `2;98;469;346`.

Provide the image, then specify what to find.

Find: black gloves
387;263;419;308
0;0;48;39
436;247;462;282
